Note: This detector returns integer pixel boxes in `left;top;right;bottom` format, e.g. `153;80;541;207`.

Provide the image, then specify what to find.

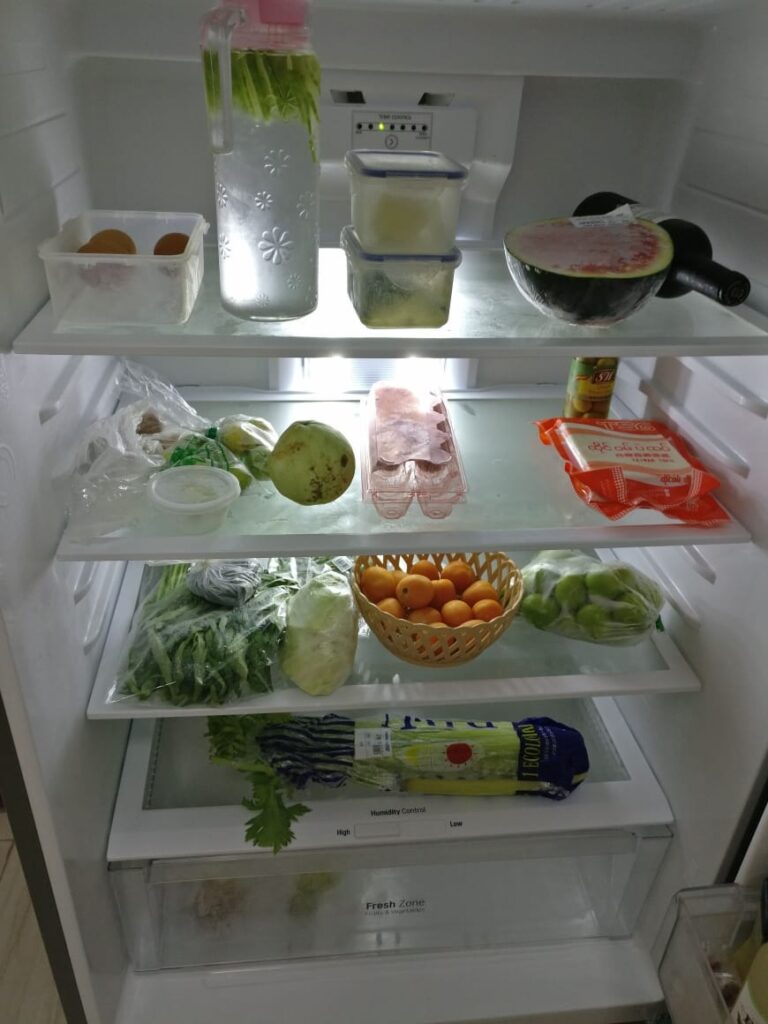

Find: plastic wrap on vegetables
278;572;359;695
168;432;253;491
521;549;663;646
214;415;278;480
260;714;589;799
114;563;298;706
68;361;208;537
207;712;589;852
186;560;264;607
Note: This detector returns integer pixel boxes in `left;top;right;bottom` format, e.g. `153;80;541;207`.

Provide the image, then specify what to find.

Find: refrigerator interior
3;0;768;1022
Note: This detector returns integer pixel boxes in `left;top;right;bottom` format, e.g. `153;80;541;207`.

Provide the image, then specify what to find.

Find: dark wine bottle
572;191;751;307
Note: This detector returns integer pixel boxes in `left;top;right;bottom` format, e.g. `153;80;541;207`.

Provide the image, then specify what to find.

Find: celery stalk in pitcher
201;0;320;321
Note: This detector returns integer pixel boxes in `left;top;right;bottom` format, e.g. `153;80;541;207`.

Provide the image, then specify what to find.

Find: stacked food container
341;150;468;327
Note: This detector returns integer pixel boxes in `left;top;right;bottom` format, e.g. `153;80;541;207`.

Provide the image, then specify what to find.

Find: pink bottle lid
259;0;306;25
220;0;309;48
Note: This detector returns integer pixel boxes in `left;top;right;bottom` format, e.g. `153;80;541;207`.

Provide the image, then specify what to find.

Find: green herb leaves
208;715;309;854
243;774;310;853
204;49;321;161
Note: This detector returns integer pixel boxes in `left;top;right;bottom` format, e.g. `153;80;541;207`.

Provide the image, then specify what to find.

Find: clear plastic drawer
659;885;759;1024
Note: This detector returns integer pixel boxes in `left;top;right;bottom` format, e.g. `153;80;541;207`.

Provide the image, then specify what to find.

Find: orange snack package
536;417;730;526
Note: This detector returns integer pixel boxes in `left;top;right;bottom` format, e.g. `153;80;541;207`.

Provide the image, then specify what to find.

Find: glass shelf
87;560;700;721
58;390;748;562
16;248;768;359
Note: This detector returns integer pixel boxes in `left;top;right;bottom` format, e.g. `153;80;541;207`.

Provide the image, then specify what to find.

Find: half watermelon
504;217;674;326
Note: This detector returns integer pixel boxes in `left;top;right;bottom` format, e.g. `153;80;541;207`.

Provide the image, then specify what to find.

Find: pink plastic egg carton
361;381;468;520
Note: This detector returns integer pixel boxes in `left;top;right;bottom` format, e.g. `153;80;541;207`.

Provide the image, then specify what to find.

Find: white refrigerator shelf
15;247;768;358
114;937;662;1024
88;561;700;721
58;389;749;562
107;696;673;861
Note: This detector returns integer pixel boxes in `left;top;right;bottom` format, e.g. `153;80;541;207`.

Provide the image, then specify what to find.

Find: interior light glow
303;355;351;394
378;122;386;130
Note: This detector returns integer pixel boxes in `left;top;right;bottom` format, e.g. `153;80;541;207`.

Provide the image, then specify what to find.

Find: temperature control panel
352;110;433;151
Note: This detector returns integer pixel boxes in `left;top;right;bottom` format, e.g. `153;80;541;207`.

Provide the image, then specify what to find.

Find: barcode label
570;206;636;228
355;728;393;760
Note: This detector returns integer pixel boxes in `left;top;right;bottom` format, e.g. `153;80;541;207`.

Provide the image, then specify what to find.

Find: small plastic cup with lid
345;150;468;255
147;466;240;534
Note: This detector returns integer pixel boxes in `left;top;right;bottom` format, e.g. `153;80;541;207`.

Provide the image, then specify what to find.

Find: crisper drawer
111;829;669;972
108;696;672;971
660;886;758;1024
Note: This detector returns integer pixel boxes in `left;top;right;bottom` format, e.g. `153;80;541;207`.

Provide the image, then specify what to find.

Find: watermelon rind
503;217;674;326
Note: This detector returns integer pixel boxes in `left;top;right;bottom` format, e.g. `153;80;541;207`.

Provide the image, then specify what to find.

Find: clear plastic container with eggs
38;210;208;326
361;380;467;520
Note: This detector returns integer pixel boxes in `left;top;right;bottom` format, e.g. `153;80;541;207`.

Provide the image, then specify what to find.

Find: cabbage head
279;572;358;695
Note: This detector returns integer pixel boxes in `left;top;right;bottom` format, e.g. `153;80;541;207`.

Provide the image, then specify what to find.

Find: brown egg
77;229;137;255
153;232;190;256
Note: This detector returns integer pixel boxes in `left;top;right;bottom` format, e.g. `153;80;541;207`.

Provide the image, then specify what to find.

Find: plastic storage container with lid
345;150;468;254
147;466;240;534
341;227;462;329
38;211;208;326
360;381;467;519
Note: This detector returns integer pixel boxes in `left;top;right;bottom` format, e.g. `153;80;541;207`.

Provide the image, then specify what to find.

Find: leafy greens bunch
118;563;298;707
207;715;310;853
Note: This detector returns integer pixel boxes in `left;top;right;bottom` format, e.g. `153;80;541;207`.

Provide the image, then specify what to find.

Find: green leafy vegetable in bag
117;564;297;706
169;432;254;491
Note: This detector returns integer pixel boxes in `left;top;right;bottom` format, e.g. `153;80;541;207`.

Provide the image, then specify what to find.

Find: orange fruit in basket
472;599;504;622
396;574;435;610
441;599;473;627
441;560;476;594
77;228;137;255
462;580;499;606
411;559;440;581
408;607;442;625
431;578;457;609
361;566;396;603
377;597;406;619
391;569;406;586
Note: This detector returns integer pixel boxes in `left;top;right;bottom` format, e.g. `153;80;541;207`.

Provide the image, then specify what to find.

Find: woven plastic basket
352;552;523;667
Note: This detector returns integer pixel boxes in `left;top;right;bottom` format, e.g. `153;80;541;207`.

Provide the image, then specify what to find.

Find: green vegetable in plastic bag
169;432;253;491
116;563;298;707
520;549;663;646
279;572;358;695
217;415;277;455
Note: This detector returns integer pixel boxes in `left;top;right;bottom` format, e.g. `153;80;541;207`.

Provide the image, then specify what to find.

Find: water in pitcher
214;112;318;320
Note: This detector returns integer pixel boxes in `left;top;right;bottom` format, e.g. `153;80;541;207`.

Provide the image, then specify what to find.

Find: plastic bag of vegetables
186;560;264;607
214;415;278;480
278;571;359;695
114;562;298;706
520;549;663;646
207;712;589;852
167;432;253;491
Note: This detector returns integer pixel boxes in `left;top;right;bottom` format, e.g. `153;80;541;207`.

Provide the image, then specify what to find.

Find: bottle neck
666;252;751;306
